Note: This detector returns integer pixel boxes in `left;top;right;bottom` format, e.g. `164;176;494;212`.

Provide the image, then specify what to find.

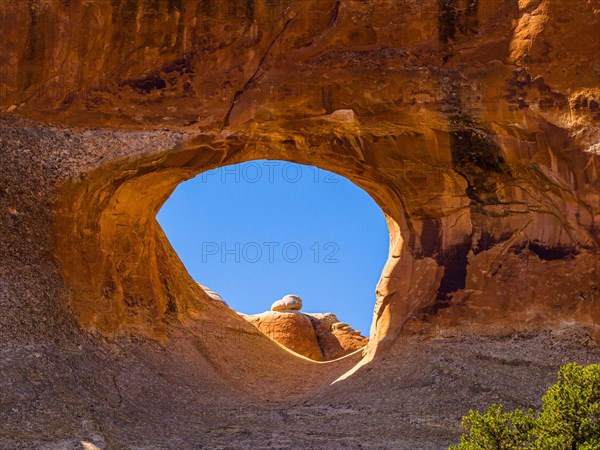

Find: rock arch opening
52;119;599;394
156;160;389;360
53;135;415;372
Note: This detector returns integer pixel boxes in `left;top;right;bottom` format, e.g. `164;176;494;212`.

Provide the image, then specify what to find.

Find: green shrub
450;363;600;450
533;363;600;450
450;404;535;449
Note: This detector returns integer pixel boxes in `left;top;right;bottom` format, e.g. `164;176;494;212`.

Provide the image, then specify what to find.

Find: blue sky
157;160;389;335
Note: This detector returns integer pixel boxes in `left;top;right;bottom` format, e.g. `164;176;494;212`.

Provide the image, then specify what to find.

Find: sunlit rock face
242;297;368;361
0;0;598;356
244;310;325;361
308;313;369;360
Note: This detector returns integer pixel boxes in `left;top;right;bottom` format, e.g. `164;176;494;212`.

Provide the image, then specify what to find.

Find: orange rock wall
0;0;598;356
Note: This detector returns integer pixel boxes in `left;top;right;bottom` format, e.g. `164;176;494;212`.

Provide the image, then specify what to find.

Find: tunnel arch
156;159;389;340
53;121;600;379
53;132;424;363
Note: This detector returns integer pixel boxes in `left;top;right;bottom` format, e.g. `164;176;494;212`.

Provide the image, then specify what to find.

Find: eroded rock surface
1;0;597;347
197;283;228;306
0;0;599;448
271;295;303;311
244;310;324;361
244;297;368;360
308;313;369;360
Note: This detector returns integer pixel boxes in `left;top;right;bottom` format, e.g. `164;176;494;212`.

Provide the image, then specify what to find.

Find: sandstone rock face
246;296;368;360
271;295;302;311
197;283;228;306
332;328;370;356
1;1;599;448
245;307;368;361
0;0;596;351
244;310;323;361
328;109;359;124
308;313;369;360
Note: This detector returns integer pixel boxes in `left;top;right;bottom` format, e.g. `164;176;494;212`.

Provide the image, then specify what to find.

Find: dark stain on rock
328;0;341;28
528;241;579;260
572;96;600;113
491;263;502;277
320;85;333;113
474;232;497;254
420;218;441;258
509;241;580;261
168;0;183;13
58;93;76;111
419;299;452;316
121;58;193;94
123;76;167;94
246;0;255;23
438;0;478;44
166;296;177;314
162;57;195;76
508;72;570;111
506;69;534;110
435;242;471;300
473;231;513;254
448;115;510;204
539;91;568;110
438;0;457;44
460;0;479;35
